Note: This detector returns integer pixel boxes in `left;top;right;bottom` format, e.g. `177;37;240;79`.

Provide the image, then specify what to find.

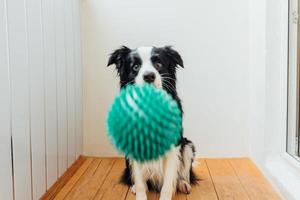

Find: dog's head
107;46;183;96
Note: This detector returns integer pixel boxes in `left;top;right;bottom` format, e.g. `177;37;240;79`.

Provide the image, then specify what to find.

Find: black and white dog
108;46;196;200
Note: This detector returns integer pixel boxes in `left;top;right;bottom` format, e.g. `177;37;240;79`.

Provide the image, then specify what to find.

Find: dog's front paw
177;180;191;194
131;185;136;194
136;193;147;200
159;192;173;200
159;196;172;200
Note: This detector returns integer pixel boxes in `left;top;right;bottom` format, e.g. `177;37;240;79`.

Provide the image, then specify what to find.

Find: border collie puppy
108;46;196;200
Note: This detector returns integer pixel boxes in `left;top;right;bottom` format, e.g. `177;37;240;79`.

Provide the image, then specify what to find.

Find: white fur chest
132;146;181;191
140;157;164;185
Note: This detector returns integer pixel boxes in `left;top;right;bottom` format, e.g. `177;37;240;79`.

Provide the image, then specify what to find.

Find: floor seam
204;159;220;200
64;158;102;199
92;158;103;176
91;158;117;200
62;158;95;200
227;159;251;200
123;186;131;200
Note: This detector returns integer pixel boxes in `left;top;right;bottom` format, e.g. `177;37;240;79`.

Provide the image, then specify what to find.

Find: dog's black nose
143;72;156;83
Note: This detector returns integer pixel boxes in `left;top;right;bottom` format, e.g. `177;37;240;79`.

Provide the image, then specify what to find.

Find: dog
107;46;197;200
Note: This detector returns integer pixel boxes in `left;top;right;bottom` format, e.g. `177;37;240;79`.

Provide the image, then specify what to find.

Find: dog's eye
132;64;140;71
154;62;162;69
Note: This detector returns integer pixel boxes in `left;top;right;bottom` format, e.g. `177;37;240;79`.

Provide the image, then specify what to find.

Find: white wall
0;0;83;199
248;0;288;164
247;0;267;165
82;0;251;157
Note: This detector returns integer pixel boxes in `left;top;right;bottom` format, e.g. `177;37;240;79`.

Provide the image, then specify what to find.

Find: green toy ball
106;84;182;162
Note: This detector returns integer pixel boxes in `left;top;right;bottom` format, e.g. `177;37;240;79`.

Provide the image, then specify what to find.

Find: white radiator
0;0;83;199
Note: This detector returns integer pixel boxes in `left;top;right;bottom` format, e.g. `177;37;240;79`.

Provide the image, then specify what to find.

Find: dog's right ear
107;46;131;70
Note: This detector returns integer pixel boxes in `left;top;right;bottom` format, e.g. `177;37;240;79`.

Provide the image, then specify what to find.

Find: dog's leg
159;147;180;200
177;141;195;194
133;161;147;200
131;184;136;194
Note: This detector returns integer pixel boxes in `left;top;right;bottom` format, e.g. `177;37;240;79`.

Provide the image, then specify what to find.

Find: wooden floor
41;157;281;200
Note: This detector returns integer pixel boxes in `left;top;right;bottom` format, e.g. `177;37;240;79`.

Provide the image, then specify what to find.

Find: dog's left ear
107;46;131;69
163;46;184;68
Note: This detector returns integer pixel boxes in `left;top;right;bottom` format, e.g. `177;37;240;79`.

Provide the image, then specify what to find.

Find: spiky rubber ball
106;84;182;162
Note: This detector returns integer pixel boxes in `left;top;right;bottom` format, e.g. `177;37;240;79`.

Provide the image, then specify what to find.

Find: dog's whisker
160;73;169;76
166;84;177;94
161;77;176;81
162;78;174;86
162;81;176;93
161;75;176;81
162;79;173;86
123;80;135;87
125;81;134;86
162;79;177;90
162;83;173;92
164;85;176;95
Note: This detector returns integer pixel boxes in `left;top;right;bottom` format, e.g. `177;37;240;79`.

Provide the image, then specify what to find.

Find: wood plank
125;189;135;200
187;159;218;200
206;159;249;200
229;158;281;200
41;158;282;200
148;192;159;200
93;158;130;200
41;156;86;200
65;158;115;200
63;158;102;199
53;157;94;200
174;192;187;200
